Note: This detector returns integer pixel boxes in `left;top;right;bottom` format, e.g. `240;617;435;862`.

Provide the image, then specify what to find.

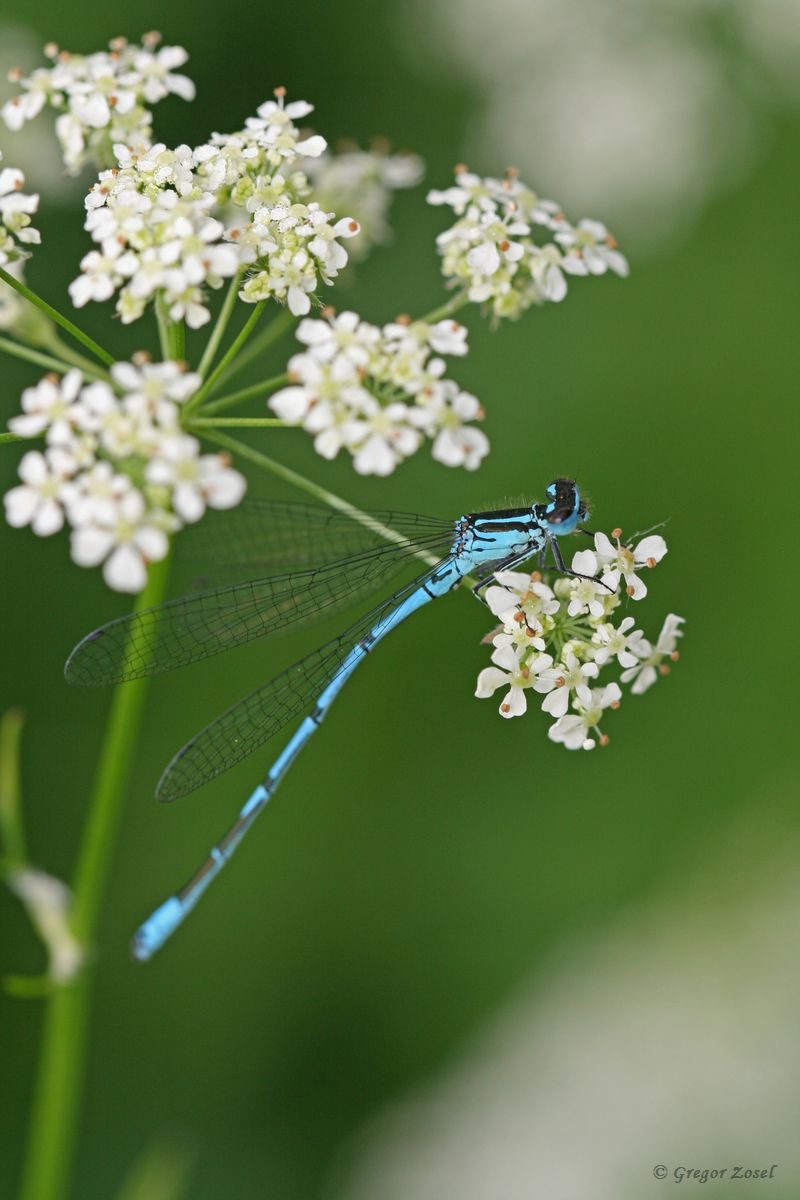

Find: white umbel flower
8;371;84;442
71;163;240;327
428;166;628;321
0;153;40;265
3;359;247;592
4;449;70;536
146;437;246;523
71;485;169;593
269;310;488;475
2;34;195;174
621;614;685;695
474;525;683;751
475;641;554;718
548;682;622;750
593;530;668;600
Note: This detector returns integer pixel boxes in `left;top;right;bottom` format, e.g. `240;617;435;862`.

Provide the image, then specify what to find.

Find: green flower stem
0;431;44;445
155;294;172;361
202;429;443;565
0;708;26;869
46;335;112;381
184;302;266;415
211;304;294;387
0;266;114;367
19;555;172;1200
197;271;244;379
418;292;470;324
195;373;290;416
189;417;288;429
0;335;107;381
168;319;185;363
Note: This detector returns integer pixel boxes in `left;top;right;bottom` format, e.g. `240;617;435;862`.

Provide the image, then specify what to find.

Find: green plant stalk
0;266;114;367
418;292;469;324
168;318;185;363
0;430;43;446
189;417;287;429
19;555;172;1200
0;707;26;868
197;372;290;416
0;335;107;381
184;302;266;414
197;271;243;379
155;294;172;361
46;334;113;379
212;304;294;387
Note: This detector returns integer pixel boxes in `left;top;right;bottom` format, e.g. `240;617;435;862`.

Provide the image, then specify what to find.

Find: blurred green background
1;2;798;1198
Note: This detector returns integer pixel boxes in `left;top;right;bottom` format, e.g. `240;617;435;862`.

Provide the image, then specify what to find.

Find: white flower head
3;359;247;592
594;529;668;600
4;449;72;537
146;437;246;523
71;160;241;327
476;641;554;718
270;309;488;475
0;153;40;265
621;613;685;695
2;34;195;174
428;166;628;321
473;506;682;752
548;682;622;750
70;485;170;593
8;370;83;443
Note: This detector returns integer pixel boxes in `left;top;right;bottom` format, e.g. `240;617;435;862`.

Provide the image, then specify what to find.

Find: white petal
71;526;115;567
173;484;205;523
635;535;668;564
31;500;63;537
571;549;597;576
296;135;326;157
467;242;500;275
134;526;169;561
594;532;615;558
502;687;527;718
542;687;569;718
475;667;510;698
4;486;38;527
627;572;648;601
104;544;147;593
268;387;312;422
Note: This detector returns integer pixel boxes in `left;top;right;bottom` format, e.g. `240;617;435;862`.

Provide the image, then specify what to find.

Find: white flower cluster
2;33;195;174
0;152;40;266
302;142;424;260
428;167;629;320
3;361;246;592
211;91;360;314
269;310;489;476
68;91;360;325
476;530;683;749
69;152;241;327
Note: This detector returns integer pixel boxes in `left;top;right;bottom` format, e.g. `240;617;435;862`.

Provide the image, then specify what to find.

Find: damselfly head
542;478;586;535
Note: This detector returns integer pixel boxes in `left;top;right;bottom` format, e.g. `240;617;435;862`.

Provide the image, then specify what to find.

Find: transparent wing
65;526;453;689
177;499;453;584
156;571;440;802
